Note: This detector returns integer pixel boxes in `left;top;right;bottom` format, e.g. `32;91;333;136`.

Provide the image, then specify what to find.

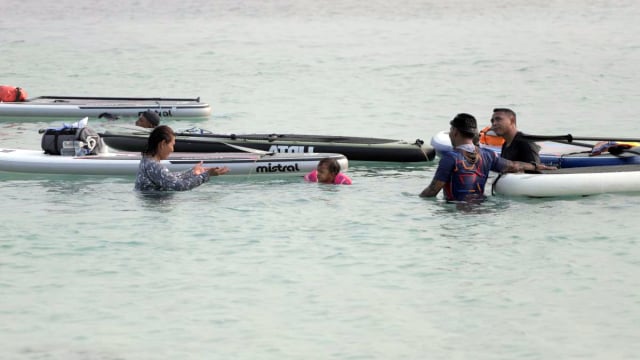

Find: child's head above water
316;158;341;183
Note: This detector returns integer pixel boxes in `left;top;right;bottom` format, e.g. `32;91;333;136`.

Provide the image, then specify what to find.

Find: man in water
135;110;161;129
420;113;553;202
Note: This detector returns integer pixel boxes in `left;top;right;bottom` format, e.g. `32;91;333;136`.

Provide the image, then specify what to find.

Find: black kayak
100;129;436;162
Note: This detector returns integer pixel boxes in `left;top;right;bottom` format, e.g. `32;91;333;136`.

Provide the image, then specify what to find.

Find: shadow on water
403;188;513;215
437;193;609;214
429;196;513;215
135;191;179;212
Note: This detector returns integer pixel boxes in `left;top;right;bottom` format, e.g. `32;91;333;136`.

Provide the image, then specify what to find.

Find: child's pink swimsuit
304;170;352;185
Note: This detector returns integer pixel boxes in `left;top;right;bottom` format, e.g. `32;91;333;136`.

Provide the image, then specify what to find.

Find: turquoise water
2;1;640;359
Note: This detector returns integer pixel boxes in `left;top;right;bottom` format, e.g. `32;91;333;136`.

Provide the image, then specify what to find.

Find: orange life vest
0;85;28;102
478;126;505;146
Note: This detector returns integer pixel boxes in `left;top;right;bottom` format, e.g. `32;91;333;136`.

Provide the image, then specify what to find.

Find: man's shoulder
438;150;461;163
478;147;499;157
515;132;540;150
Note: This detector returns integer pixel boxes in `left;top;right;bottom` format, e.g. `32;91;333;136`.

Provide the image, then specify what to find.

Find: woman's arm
148;161;210;191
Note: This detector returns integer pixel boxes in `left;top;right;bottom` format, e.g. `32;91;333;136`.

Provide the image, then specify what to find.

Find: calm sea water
2;1;640;359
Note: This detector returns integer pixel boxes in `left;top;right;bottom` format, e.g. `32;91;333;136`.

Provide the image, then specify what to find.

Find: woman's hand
192;161;207;175
193;162;230;176
207;166;230;176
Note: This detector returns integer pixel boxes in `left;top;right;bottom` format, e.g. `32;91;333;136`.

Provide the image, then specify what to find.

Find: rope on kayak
220;142;274;180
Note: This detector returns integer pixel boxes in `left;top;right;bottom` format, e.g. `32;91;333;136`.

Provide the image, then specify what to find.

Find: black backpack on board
41;126;102;155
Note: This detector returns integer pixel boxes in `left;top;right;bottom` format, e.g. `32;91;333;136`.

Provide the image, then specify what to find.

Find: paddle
521;134;640;143
552;140;640;156
521;134;640;156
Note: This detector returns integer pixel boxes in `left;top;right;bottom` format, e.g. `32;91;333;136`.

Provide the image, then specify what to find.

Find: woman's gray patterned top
134;156;210;191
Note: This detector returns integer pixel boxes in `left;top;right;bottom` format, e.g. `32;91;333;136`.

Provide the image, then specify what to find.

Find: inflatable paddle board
0;148;347;177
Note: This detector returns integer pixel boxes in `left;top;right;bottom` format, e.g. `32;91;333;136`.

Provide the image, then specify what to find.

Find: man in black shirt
491;108;542;170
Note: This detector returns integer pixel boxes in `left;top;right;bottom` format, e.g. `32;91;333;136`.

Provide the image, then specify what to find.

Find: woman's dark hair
318;157;340;175
144;125;175;156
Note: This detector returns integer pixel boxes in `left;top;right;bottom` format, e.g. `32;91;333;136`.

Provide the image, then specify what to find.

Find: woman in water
134;125;229;191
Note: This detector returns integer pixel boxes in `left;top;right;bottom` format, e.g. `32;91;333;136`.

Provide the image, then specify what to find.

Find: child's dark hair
318;157;340;175
144;125;175;156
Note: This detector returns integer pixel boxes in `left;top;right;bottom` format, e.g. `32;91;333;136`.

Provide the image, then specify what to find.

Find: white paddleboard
0;148;348;177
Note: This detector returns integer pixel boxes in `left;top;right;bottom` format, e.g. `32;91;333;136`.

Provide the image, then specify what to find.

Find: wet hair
318;157;341;175
144;125;175;156
493;108;517;119
450;113;477;139
141;110;161;127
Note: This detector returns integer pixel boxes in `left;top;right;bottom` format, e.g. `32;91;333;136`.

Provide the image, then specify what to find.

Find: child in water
304;158;352;185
